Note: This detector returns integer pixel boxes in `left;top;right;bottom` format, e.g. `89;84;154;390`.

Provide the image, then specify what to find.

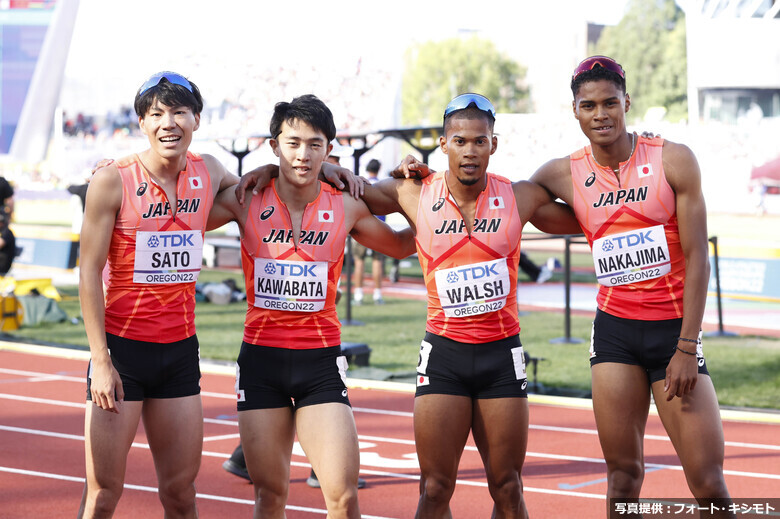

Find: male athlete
78;72;239;518
530;56;733;518
208;94;415;519
238;92;580;518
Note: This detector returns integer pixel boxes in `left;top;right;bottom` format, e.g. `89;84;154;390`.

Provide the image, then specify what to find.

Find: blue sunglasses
138;72;193;96
443;93;496;121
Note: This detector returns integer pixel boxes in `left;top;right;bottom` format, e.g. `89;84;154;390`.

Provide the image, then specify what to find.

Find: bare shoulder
661;139;701;190
199;153;229;178
531;156;570;183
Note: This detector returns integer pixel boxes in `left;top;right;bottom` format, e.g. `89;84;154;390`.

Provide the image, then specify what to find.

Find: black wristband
675;345;697;356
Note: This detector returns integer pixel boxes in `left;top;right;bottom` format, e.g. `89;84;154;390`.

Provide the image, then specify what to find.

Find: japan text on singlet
241;180;347;349
104;152;214;342
415;171;522;343
570;135;685;320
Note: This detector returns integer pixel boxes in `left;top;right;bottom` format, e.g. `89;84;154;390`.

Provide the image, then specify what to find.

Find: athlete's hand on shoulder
89;358;124;413
321;162;362;198
88;159;115;180
389;155;432;179
664;346;698;401
640;131;660;139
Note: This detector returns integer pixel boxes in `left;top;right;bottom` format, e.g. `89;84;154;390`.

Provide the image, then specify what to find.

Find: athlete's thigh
414;394;473;477
83;401;144;488
239;407;295;492
472;397;529;480
651;375;725;471
142;395;203;484
591;363;651;465
296;402;360;491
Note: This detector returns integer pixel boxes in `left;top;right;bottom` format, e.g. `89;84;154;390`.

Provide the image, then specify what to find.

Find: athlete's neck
591;132;635;173
274;176;321;212
139;150;188;184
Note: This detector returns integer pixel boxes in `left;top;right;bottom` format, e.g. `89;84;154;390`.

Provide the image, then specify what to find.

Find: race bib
592;225;671;286
435;258;510;318
133;230;202;284
254;258;327;312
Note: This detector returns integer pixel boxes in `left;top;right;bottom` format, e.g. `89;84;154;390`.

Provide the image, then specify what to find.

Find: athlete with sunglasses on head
78;72;241;518
238;92;582;518
528;56;733;518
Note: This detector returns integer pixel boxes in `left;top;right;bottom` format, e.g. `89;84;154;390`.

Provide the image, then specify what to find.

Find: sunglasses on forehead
443;93;496;121
572;56;625;80
138;72;193;96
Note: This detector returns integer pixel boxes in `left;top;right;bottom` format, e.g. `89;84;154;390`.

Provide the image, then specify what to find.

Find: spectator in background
0;212;16;276
352;158;386;304
0;176;14;219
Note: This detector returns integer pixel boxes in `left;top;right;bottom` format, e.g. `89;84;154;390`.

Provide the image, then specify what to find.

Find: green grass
6;269;779;410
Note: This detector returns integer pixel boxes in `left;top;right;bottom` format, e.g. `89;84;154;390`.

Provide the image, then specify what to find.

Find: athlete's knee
323;487;359;519
253;485;288;516
83;486;123;519
607;460;644;497
487;475;523;510
420;473;457;505
157;480;197;517
687;466;729;499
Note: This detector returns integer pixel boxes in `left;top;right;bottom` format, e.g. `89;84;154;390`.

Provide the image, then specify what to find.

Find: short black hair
269;94;336;143
134;74;203;117
366;159;381;173
443;106;495;135
571;64;626;98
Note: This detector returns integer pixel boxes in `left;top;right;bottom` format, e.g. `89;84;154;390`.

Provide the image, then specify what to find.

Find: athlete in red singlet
299;94;581;518
78;72;238;519
208;95;414;519
530;56;733;518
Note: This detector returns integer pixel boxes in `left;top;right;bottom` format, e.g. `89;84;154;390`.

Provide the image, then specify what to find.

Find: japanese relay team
77;56;734;519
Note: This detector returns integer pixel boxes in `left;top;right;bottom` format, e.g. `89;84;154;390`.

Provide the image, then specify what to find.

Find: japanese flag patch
318;210;333;223
417;375;430;387
188;176;203;189
489;196;504;209
637;164;654;178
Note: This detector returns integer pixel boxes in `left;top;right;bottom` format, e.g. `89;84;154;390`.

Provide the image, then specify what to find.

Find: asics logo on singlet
259;206;275;220
432;197;445;211
147;235;160;248
585;172;596;187
137;182;148;196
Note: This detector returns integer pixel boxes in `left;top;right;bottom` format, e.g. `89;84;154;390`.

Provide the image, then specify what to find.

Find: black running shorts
415;332;528;399
86;333;201;401
235;342;350;411
589;309;709;383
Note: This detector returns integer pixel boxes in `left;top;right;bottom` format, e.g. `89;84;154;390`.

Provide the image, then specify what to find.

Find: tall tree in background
593;0;688;122
401;36;529;126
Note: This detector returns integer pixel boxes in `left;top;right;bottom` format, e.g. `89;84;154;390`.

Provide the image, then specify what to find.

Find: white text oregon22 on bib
254;258;327;312
133;230;203;284
592;224;671;286
435;258;510;317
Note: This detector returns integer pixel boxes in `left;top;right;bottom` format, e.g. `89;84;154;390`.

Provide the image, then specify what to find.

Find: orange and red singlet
415;171;522;343
241;180;347;349
104;152;214;342
570;135;685;320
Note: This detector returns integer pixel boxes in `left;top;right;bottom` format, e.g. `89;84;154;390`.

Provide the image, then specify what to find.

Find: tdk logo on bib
264;262;318;277
445;263;500;284
601;230;654;252
148;233;196;248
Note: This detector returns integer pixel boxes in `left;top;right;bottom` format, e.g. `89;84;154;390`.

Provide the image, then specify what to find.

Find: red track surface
1;346;778;518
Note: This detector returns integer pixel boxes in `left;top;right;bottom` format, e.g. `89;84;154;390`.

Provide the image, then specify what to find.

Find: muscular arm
207;184;247;231
346;196;416;259
79;167;124;413
513;180;581;235
662;141;711;399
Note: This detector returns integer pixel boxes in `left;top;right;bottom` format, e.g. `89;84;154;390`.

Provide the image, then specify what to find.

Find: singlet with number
104;152;214;342
415;171;522;343
570;136;685;320
241;180;347;349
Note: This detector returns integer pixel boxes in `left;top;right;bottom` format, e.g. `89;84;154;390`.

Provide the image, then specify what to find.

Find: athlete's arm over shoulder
512;179;581;235
346;196;416;260
200;154;239;195
662;140;710;399
207;184;247;231
79;165;124;413
529;156;574;206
